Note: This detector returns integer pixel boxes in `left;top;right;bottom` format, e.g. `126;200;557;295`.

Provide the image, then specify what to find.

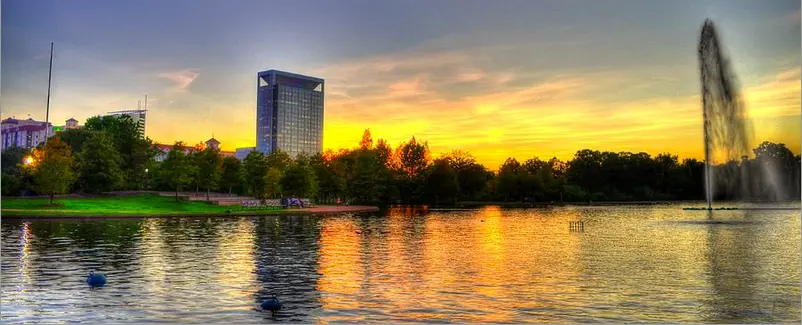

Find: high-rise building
105;109;147;137
256;69;324;158
235;147;256;161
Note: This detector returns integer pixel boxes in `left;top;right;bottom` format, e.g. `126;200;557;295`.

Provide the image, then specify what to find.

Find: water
2;205;800;323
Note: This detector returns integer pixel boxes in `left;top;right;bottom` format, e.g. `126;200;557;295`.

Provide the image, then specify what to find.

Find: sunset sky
3;0;800;169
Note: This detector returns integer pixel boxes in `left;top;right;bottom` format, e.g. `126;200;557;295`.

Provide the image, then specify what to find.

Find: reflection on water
1;204;799;323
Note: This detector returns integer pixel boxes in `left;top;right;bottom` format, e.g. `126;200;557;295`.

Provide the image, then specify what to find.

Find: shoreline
1;205;380;219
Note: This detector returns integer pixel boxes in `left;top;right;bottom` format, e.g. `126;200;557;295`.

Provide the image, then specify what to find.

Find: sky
2;0;800;169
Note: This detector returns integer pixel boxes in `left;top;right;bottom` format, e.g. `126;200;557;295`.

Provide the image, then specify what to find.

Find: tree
752;141;796;201
359;129;374;150
425;158;459;206
281;155;317;197
266;150;292;172
244;151;270;199
187;142;206;195
84;115;156;189
346;149;383;205
280;154;318;198
157;142;196;201
57;128;93;155
394;137;431;203
27;137;77;204
310;152;345;203
196;147;223;201
496;158;523;201
265;167;283;199
220;156;244;196
78;132;124;193
1;147;29;196
444;150;490;201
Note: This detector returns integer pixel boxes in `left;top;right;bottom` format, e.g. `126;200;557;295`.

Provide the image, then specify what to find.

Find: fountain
688;19;753;211
686;19;792;211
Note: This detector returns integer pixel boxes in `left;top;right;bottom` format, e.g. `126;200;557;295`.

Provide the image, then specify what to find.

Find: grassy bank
0;194;302;217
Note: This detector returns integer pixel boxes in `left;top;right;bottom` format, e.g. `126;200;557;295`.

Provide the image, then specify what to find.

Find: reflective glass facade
257;70;324;158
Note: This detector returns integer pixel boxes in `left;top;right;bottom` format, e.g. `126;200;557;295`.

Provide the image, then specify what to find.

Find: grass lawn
1;194;296;217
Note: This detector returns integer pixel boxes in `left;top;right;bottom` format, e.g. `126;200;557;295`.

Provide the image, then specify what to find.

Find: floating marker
86;271;106;287
261;295;282;313
569;221;584;232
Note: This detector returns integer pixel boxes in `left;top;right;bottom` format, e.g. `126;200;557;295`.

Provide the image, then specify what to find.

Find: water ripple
1;205;799;323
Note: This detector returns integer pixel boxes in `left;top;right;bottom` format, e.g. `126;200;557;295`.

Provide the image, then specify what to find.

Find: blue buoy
86;271;107;287
261;295;282;313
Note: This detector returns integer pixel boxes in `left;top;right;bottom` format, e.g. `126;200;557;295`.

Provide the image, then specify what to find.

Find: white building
1;117;54;151
105;109;147;137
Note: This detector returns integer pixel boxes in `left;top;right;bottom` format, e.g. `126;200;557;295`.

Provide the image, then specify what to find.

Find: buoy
86;271;106;287
261;295;282;313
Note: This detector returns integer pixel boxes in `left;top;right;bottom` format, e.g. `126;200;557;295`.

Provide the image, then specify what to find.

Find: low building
53;118;82;134
65;118;80;130
155;138;236;162
153;143;196;162
205;137;235;158
1;117;54;151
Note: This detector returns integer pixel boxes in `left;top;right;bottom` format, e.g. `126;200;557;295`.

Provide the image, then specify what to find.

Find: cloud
157;69;200;92
786;9;801;24
743;67;801;118
457;73;484;82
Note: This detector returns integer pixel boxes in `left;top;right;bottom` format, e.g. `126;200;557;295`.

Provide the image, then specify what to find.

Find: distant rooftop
107;109;148;115
258;69;324;83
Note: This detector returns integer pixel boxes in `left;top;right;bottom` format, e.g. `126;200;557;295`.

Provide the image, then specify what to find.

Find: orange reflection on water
216;219;256;304
316;217;364;312
138;218;169;295
315;206;583;323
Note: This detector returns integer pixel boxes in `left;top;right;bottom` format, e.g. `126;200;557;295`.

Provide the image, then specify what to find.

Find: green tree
196;147;223;201
1;147;29;196
444;150;490;201
157;142;196;201
265;167;283;199
244;151;270;198
496;158;523;202
57;128;93;155
425;158;459;206
347;149;382;204
280;154;318;198
78;132;124;193
310;151;345;203
27;137;77;204
394;137;431;204
220;156;244;196
266;150;292;172
84;114;156;190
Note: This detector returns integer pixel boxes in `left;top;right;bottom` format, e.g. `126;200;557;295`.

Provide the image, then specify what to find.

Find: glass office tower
257;70;324;157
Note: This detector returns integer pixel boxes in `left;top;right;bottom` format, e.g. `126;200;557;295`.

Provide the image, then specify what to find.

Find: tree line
2;115;799;205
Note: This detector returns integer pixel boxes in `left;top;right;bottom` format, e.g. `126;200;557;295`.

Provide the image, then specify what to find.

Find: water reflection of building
253;216;322;321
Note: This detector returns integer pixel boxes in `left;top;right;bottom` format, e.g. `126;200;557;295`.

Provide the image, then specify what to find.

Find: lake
1;204;800;323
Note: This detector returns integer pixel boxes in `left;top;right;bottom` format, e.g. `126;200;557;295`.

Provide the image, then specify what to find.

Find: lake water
1;204;800;323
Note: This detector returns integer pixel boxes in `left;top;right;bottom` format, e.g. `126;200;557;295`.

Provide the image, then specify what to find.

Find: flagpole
44;42;54;140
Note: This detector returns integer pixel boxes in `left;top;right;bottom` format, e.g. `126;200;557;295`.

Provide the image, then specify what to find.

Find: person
336;197;341;206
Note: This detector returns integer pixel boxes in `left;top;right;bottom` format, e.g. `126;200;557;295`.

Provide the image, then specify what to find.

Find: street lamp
23;156;34;166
